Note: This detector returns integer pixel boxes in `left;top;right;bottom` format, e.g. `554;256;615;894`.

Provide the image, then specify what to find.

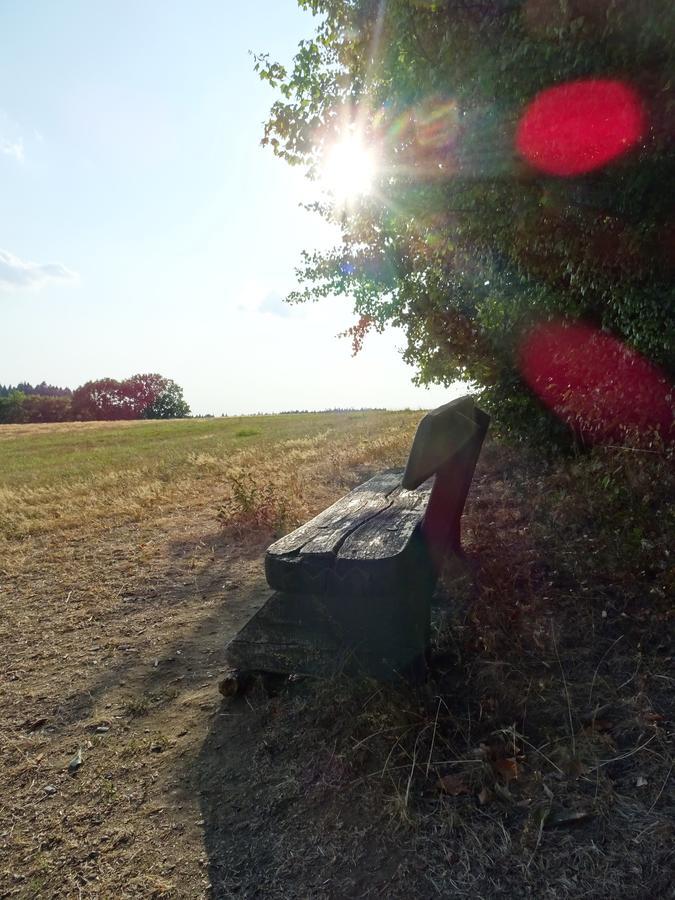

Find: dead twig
588;635;624;704
647;761;673;814
552;625;576;759
588;735;657;772
425;698;442;778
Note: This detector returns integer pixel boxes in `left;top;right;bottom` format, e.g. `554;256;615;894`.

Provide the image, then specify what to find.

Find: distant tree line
0;374;190;424
278;407;387;415
0;381;72;398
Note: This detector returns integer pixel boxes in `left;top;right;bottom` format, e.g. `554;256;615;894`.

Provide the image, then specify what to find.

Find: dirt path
3;497;275;898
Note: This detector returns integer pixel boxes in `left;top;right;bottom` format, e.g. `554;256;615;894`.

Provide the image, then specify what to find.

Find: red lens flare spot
519;321;674;444
516;80;646;176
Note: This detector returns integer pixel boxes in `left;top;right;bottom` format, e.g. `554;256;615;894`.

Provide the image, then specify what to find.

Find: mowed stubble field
1;411;420;897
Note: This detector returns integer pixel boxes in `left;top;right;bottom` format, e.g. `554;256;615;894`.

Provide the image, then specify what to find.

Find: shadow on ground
194;688;424;900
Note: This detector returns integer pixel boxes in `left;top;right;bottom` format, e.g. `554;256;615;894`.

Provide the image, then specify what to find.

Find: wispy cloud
0;136;24;163
259;290;292;318
0;109;25;163
236;281;299;318
0;249;78;292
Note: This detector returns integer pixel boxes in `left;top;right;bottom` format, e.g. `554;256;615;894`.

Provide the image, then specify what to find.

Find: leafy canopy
258;0;674;444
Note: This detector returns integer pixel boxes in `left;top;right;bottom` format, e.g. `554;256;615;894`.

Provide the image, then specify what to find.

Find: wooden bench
221;396;489;690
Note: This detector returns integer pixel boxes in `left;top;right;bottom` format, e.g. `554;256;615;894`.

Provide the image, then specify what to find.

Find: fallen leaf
437;774;471;796
218;671;241;698
477;787;491;805
493;757;519;782
642;712;664;724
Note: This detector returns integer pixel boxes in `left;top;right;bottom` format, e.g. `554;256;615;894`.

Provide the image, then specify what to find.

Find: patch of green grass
0;411;410;490
235;428;261;438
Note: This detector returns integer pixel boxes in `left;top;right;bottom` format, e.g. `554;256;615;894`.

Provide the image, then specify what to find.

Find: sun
321;133;377;205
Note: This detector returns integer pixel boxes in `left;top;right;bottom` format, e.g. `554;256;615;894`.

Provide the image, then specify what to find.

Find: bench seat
265;470;434;597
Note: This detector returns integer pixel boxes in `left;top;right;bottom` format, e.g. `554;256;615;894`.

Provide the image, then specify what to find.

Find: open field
0;412;418;539
1;411;419;897
2;412;673;898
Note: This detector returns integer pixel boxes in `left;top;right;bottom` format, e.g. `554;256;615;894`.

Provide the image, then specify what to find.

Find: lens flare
322;134;377;204
516;79;646;176
519;320;674;445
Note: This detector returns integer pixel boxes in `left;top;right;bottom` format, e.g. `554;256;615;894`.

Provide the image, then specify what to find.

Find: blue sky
0;0;456;415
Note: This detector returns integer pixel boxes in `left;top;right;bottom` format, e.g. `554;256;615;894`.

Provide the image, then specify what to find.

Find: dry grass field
2;412;673;898
1;411;418;897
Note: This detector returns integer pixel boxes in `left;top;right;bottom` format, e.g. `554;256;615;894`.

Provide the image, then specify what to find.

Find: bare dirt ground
2;418;673;899
3;503;268;897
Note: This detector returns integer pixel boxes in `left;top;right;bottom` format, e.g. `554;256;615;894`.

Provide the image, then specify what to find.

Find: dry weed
215;424;414;536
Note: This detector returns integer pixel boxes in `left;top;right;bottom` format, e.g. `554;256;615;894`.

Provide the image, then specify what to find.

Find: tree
71;378;130;420
258;0;674;445
70;374;190;420
19;395;72;423
141;378;191;419
0;382;71;398
0;391;27;424
31;381;72;398
123;373;167;416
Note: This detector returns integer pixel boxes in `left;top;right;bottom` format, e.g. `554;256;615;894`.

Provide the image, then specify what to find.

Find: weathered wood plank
267;470;401;556
224;592;341;676
329;479;435;597
338;479;433;561
266;473;438;596
420;405;490;565
265;470;403;593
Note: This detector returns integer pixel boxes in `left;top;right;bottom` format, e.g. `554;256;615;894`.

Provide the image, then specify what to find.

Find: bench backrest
265;395;489;595
403;395;489;567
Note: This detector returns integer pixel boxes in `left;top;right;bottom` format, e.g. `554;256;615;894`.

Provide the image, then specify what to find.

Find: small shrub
125;695;150;718
217;466;303;534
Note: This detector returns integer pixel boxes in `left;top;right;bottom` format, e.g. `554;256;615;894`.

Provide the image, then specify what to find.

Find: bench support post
421;407;489;571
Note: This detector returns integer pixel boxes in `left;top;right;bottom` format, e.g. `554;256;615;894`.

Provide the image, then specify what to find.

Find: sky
0;0;458;415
